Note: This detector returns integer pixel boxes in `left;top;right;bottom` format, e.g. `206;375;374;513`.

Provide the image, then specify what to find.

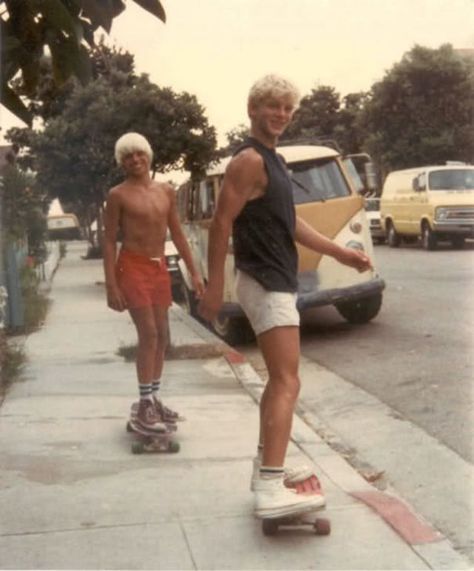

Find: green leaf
132;0;166;23
73;44;92;85
39;0;80;40
0;83;33;125
79;0;115;33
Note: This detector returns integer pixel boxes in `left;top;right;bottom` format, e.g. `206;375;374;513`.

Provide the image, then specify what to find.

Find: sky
1;0;473;162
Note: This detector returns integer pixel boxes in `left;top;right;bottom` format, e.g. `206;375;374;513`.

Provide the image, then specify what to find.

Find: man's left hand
337;247;373;273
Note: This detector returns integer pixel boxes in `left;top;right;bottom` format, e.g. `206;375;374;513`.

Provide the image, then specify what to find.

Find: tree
1;0;166;124
334;92;369;154
220;124;249;155
361;44;474;176
282;85;341;144
1;164;48;261
8;68;218;248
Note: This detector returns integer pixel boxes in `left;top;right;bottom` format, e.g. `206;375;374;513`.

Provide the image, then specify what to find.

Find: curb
172;305;471;570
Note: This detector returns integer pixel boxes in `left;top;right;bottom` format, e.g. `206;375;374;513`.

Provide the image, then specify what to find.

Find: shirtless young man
104;132;204;431
198;75;372;518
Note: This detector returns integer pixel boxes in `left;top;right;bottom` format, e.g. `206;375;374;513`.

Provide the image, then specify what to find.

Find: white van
380;164;474;250
177;144;385;343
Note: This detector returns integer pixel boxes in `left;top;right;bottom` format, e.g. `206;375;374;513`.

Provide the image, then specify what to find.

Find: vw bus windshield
289;159;351;204
428;169;474;191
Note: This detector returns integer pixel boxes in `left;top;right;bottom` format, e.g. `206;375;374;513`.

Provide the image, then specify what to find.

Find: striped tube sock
139;383;153;401
152;380;161;398
259;466;285;480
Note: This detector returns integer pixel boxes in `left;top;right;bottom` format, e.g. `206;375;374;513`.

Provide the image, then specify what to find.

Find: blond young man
104;133;204;431
198;75;372;518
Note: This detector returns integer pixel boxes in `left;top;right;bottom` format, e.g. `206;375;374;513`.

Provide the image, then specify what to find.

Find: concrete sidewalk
0;242;469;570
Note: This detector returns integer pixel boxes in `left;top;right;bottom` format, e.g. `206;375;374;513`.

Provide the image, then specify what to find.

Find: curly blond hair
248;74;300;108
114;132;153;165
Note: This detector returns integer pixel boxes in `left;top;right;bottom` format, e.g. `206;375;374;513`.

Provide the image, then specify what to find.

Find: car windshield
428;169;474;191
289;159;351;204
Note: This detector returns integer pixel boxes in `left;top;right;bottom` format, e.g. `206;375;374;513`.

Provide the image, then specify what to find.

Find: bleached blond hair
114;132;153;165
248;74;300;109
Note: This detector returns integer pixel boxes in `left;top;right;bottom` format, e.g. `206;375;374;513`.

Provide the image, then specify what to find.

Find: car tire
386;222;400;248
421;222;437;251
212;315;254;345
335;293;383;324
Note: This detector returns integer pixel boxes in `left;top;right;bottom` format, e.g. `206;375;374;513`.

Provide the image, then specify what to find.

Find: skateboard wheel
168;441;180;453
313;518;331;536
262;519;279;536
131;441;144;454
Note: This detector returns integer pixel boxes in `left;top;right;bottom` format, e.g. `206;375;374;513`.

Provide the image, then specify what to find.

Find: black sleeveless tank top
232;137;298;292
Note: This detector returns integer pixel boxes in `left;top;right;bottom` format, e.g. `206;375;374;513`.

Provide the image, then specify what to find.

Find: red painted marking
352;490;442;545
225;350;246;364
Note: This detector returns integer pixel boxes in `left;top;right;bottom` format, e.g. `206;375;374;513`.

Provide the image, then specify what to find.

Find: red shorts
116;249;172;309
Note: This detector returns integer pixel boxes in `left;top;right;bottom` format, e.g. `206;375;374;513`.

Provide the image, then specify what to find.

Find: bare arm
103;189;127;311
198;150;266;321
295;216;373;272
166;186;204;297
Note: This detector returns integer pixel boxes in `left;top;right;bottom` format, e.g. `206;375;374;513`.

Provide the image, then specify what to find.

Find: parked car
364;197;385;244
380;164;474;250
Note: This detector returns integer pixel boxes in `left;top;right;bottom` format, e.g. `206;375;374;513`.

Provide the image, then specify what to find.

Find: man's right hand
197;287;223;322
106;284;127;312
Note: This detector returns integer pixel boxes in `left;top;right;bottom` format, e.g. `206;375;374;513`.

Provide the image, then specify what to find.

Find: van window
429;169;474;191
290;159;351;204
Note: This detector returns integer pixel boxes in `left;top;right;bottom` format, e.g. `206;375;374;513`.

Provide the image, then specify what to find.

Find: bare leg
152;305;169;380
257;326;300;467
128;306;158;384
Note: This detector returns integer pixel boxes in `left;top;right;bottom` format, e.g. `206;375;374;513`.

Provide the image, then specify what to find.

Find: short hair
248;74;300;109
114;132;153;165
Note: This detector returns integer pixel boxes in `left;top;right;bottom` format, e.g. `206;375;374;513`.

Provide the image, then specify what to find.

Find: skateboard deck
126;403;179;454
130;401;178;432
261;506;330;536
261;474;330;536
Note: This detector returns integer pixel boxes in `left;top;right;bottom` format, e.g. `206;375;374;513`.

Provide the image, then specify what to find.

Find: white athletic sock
139;383;153;402
259;466;285;480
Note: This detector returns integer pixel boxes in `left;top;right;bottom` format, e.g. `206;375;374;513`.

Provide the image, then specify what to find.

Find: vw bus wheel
212;315;254;345
336;293;383;324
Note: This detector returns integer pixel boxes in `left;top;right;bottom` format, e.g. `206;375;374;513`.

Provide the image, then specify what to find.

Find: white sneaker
250;457;315;491
254;476;326;519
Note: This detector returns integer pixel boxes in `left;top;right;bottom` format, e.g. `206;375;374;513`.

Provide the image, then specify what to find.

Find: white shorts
235;270;300;336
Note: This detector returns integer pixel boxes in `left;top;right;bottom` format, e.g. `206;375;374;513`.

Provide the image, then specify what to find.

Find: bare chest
121;189;170;224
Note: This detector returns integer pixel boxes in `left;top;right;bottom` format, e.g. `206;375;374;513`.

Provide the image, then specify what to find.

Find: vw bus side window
198;179;216;220
188;182;200;220
290;159;351;204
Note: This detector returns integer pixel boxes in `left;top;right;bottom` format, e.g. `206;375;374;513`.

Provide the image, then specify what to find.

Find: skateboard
261;474;331;536
129;401;178;431
126;403;179;454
